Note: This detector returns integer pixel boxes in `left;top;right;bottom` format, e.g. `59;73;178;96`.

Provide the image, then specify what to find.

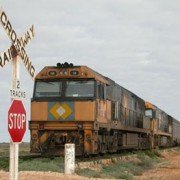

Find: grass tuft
0;156;64;173
76;168;101;178
0;157;9;171
77;150;163;179
19;157;64;172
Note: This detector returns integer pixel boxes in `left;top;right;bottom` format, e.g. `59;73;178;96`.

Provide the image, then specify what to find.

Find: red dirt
135;149;180;180
0;171;90;180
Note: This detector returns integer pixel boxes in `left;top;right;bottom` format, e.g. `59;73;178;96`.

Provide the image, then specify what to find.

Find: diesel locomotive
29;63;180;156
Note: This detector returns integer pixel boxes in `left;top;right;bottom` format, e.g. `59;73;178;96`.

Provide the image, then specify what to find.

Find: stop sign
8;100;26;143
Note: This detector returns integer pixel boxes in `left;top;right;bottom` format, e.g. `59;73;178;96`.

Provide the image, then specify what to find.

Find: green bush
19;157;64;172
77;150;163;179
76;168;101;178
0;156;64;173
0;157;9;171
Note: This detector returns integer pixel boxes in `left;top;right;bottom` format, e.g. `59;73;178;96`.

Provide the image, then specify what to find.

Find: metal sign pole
10;142;19;180
10;54;19;180
9;142;15;180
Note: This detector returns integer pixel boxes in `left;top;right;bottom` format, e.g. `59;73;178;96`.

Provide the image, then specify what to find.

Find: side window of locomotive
106;85;112;100
97;83;106;100
104;84;106;100
134;102;137;110
155;110;161;120
111;102;115;119
111;101;119;120
145;109;153;118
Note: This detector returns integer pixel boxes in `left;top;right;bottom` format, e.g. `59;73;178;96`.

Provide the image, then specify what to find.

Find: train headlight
70;70;79;76
48;71;57;76
63;70;68;75
59;70;68;75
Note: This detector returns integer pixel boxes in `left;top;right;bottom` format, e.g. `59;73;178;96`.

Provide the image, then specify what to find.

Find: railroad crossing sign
0;8;36;79
8;100;26;143
0;7;36;180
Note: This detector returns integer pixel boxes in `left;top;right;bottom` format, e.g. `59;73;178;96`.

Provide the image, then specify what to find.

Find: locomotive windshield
34;80;94;98
65;81;94;97
35;81;62;97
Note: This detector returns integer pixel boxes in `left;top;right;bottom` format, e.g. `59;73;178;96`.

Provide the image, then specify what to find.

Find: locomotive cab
145;102;172;148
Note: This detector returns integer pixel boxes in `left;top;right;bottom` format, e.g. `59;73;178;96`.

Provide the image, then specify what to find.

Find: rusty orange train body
29;63;180;156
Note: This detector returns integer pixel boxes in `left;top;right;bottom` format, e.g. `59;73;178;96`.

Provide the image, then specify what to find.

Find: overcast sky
0;0;180;142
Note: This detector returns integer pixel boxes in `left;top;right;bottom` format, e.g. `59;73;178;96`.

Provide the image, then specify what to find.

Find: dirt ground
0;171;92;180
0;149;180;180
135;149;180;180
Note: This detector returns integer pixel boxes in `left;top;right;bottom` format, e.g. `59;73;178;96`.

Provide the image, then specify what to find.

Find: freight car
29;63;180;156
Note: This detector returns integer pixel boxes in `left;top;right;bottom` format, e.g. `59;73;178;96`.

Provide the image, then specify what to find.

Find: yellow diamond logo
50;103;72;120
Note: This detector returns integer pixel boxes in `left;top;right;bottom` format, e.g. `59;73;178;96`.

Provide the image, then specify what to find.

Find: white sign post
65;143;75;174
0;8;35;180
11;55;20;180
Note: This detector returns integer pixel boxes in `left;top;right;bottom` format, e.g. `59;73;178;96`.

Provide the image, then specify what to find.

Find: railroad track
18;149;137;162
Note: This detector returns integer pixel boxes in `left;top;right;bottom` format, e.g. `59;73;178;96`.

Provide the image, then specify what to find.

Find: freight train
29;63;180;156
